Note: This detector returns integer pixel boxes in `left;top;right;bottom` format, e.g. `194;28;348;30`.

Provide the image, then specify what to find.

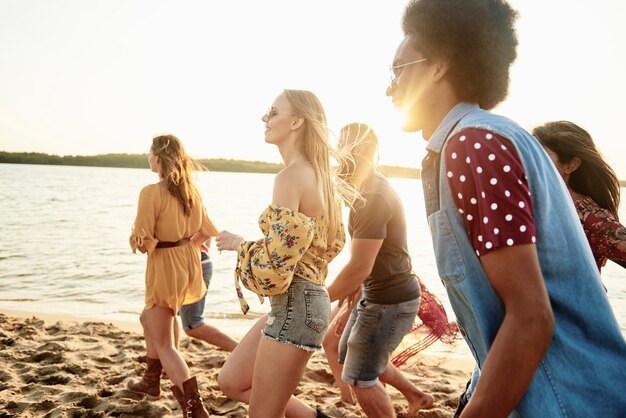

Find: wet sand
0;311;473;417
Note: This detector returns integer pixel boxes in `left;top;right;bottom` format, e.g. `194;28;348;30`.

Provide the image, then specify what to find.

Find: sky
1;0;625;178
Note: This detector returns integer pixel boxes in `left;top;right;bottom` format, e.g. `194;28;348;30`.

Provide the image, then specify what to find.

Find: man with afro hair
387;0;626;417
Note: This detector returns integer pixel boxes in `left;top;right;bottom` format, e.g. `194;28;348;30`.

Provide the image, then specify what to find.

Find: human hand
216;230;244;252
338;288;360;310
334;303;352;336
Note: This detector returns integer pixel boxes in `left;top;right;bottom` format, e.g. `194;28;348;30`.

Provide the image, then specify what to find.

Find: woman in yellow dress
216;90;355;418
128;134;217;418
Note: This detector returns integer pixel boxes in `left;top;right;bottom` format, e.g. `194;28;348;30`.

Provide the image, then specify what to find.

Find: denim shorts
262;278;331;352
179;252;212;330
339;297;419;387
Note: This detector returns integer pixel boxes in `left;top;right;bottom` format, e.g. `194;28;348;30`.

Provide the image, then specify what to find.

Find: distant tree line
0;151;283;174
0;151;150;168
0;151;426;179
3;151;626;184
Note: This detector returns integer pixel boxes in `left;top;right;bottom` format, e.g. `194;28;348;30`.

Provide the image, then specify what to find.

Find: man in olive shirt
326;123;432;417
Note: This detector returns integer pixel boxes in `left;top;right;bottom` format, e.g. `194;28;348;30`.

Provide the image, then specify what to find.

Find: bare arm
461;244;555;418
327;238;383;302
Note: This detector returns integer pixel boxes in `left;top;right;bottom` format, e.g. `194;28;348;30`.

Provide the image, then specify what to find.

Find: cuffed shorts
339;297;419;387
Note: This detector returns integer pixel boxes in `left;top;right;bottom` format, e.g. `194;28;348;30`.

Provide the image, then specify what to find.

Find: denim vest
422;103;626;417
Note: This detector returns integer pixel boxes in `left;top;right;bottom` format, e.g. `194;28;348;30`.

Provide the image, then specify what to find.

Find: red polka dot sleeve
444;128;537;256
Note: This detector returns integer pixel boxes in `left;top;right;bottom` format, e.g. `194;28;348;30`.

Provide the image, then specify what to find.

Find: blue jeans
179;252;212;330
339;297;419;387
262;278;331;352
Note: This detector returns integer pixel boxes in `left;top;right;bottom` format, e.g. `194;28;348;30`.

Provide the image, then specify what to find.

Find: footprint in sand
63;363;90;376
92;355;123;369
97;387;114;397
307;366;335;383
30;351;63;365
107;400;169;417
1;337;15;347
72;394;100;409
32;398;56;412
39;364;62;373
38;342;64;350
39;374;70;385
106;374;126;385
3;400;31;416
45;324;63;335
0;370;12;392
20;372;38;384
430;383;456;394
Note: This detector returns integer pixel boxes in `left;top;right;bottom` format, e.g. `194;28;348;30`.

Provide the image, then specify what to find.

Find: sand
0;312;473;418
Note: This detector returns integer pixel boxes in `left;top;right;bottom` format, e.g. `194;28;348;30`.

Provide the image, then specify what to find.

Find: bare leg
173;316;181;350
249;337;315;418
140;309;158;358
380;363;434;416
218;315;316;418
354;383;396;418
143;306;190;391
185;323;238;351
322;306;355;404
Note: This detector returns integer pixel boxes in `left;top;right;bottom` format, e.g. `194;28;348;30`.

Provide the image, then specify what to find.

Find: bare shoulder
272;161;317;211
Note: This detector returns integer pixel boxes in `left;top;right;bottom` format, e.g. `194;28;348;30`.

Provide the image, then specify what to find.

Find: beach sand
0;311;473;418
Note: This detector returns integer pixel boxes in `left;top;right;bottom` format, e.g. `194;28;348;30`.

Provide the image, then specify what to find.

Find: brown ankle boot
171;376;209;418
171;385;186;417
127;357;162;399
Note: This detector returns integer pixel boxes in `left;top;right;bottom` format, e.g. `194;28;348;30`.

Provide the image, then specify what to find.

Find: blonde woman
129;134;217;418
216;90;353;418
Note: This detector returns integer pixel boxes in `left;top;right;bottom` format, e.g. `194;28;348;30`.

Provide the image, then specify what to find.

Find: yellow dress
129;183;218;313
235;205;345;314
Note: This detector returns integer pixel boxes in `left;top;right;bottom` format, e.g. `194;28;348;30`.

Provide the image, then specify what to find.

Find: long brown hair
533;121;620;218
282;90;358;243
150;134;205;216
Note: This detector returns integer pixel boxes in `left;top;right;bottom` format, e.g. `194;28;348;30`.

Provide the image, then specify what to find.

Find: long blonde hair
283;90;358;243
151;134;205;216
337;122;379;191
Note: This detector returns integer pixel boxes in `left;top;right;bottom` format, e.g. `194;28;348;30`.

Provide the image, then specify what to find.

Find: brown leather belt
156;238;191;248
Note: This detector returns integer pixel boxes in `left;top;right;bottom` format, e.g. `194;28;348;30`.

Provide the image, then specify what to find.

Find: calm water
1;163;625;335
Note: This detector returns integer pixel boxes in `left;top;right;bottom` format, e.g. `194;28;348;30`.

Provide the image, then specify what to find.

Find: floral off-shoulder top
234;205;345;314
575;196;626;272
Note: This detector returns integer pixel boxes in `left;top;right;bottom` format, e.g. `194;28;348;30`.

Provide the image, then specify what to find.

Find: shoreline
0;309;474;417
0;307;262;339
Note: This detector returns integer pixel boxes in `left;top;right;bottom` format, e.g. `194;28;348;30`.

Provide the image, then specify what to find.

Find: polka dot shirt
445;128;537;256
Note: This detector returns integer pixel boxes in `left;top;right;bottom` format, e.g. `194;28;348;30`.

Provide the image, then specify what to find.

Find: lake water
1;163;624;336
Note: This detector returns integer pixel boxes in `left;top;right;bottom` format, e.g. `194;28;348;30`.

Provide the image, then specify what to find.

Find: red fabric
445;128;537;256
575;196;626;271
391;278;459;367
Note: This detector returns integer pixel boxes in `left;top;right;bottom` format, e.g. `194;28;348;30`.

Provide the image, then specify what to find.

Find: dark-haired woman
128;134;217;418
533;120;626;271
